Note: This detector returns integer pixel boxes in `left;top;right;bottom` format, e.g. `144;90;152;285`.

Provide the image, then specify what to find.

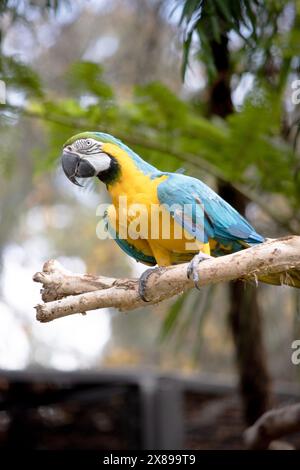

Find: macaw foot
187;252;212;290
138;267;166;302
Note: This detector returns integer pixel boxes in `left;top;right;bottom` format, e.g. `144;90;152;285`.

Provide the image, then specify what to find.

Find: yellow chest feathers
102;143;209;264
103;143;180;244
103;142;167;207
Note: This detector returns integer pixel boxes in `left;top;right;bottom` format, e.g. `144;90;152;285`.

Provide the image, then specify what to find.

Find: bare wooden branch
33;260;116;302
244;403;300;449
33;236;300;323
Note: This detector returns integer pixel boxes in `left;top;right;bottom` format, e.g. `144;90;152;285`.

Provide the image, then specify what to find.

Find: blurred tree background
0;0;300;425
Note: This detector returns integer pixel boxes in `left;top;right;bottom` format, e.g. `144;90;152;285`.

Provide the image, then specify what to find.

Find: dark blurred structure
0;369;299;450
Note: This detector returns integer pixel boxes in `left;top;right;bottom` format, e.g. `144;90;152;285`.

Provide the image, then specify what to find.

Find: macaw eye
86;139;92;146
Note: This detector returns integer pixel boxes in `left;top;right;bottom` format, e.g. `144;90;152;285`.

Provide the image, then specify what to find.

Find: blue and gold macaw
61;131;300;300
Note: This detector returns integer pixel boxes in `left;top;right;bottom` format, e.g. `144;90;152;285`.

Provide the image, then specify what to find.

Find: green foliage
178;0;258;78
0;7;298;209
160;292;188;341
8;59;297;224
177;0;288;80
67;62;114;99
0;56;43;97
159;287;215;360
45;68;300;206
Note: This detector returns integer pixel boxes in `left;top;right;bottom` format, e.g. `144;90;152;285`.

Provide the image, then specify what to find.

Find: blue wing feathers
157;173;264;250
114;236;156;265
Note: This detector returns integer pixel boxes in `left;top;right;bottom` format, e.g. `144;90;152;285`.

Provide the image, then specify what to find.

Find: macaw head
62;131;160;187
61;131;121;186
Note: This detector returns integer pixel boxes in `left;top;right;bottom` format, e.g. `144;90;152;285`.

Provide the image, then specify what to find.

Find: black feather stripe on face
97;156;120;186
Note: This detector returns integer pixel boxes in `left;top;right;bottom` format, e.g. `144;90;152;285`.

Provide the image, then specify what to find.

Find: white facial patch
74;137;102;151
83;153;111;173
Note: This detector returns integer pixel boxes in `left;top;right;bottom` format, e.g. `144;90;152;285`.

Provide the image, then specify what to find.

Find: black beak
61;151;96;187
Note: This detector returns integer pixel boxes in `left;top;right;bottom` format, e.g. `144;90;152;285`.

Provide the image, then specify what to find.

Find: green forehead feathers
63;131;124;148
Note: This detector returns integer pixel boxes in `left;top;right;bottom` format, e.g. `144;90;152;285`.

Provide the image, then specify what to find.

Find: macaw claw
187;253;212;290
138;267;166;302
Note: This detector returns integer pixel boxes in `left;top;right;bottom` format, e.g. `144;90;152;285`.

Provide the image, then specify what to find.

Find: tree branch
244;403;300;449
33;236;300;323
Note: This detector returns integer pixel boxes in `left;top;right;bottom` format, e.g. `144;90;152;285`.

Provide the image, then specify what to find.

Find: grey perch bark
244;403;300;449
33;236;300;322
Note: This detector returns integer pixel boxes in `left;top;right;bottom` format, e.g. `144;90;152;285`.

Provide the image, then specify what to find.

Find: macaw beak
61;150;96;186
